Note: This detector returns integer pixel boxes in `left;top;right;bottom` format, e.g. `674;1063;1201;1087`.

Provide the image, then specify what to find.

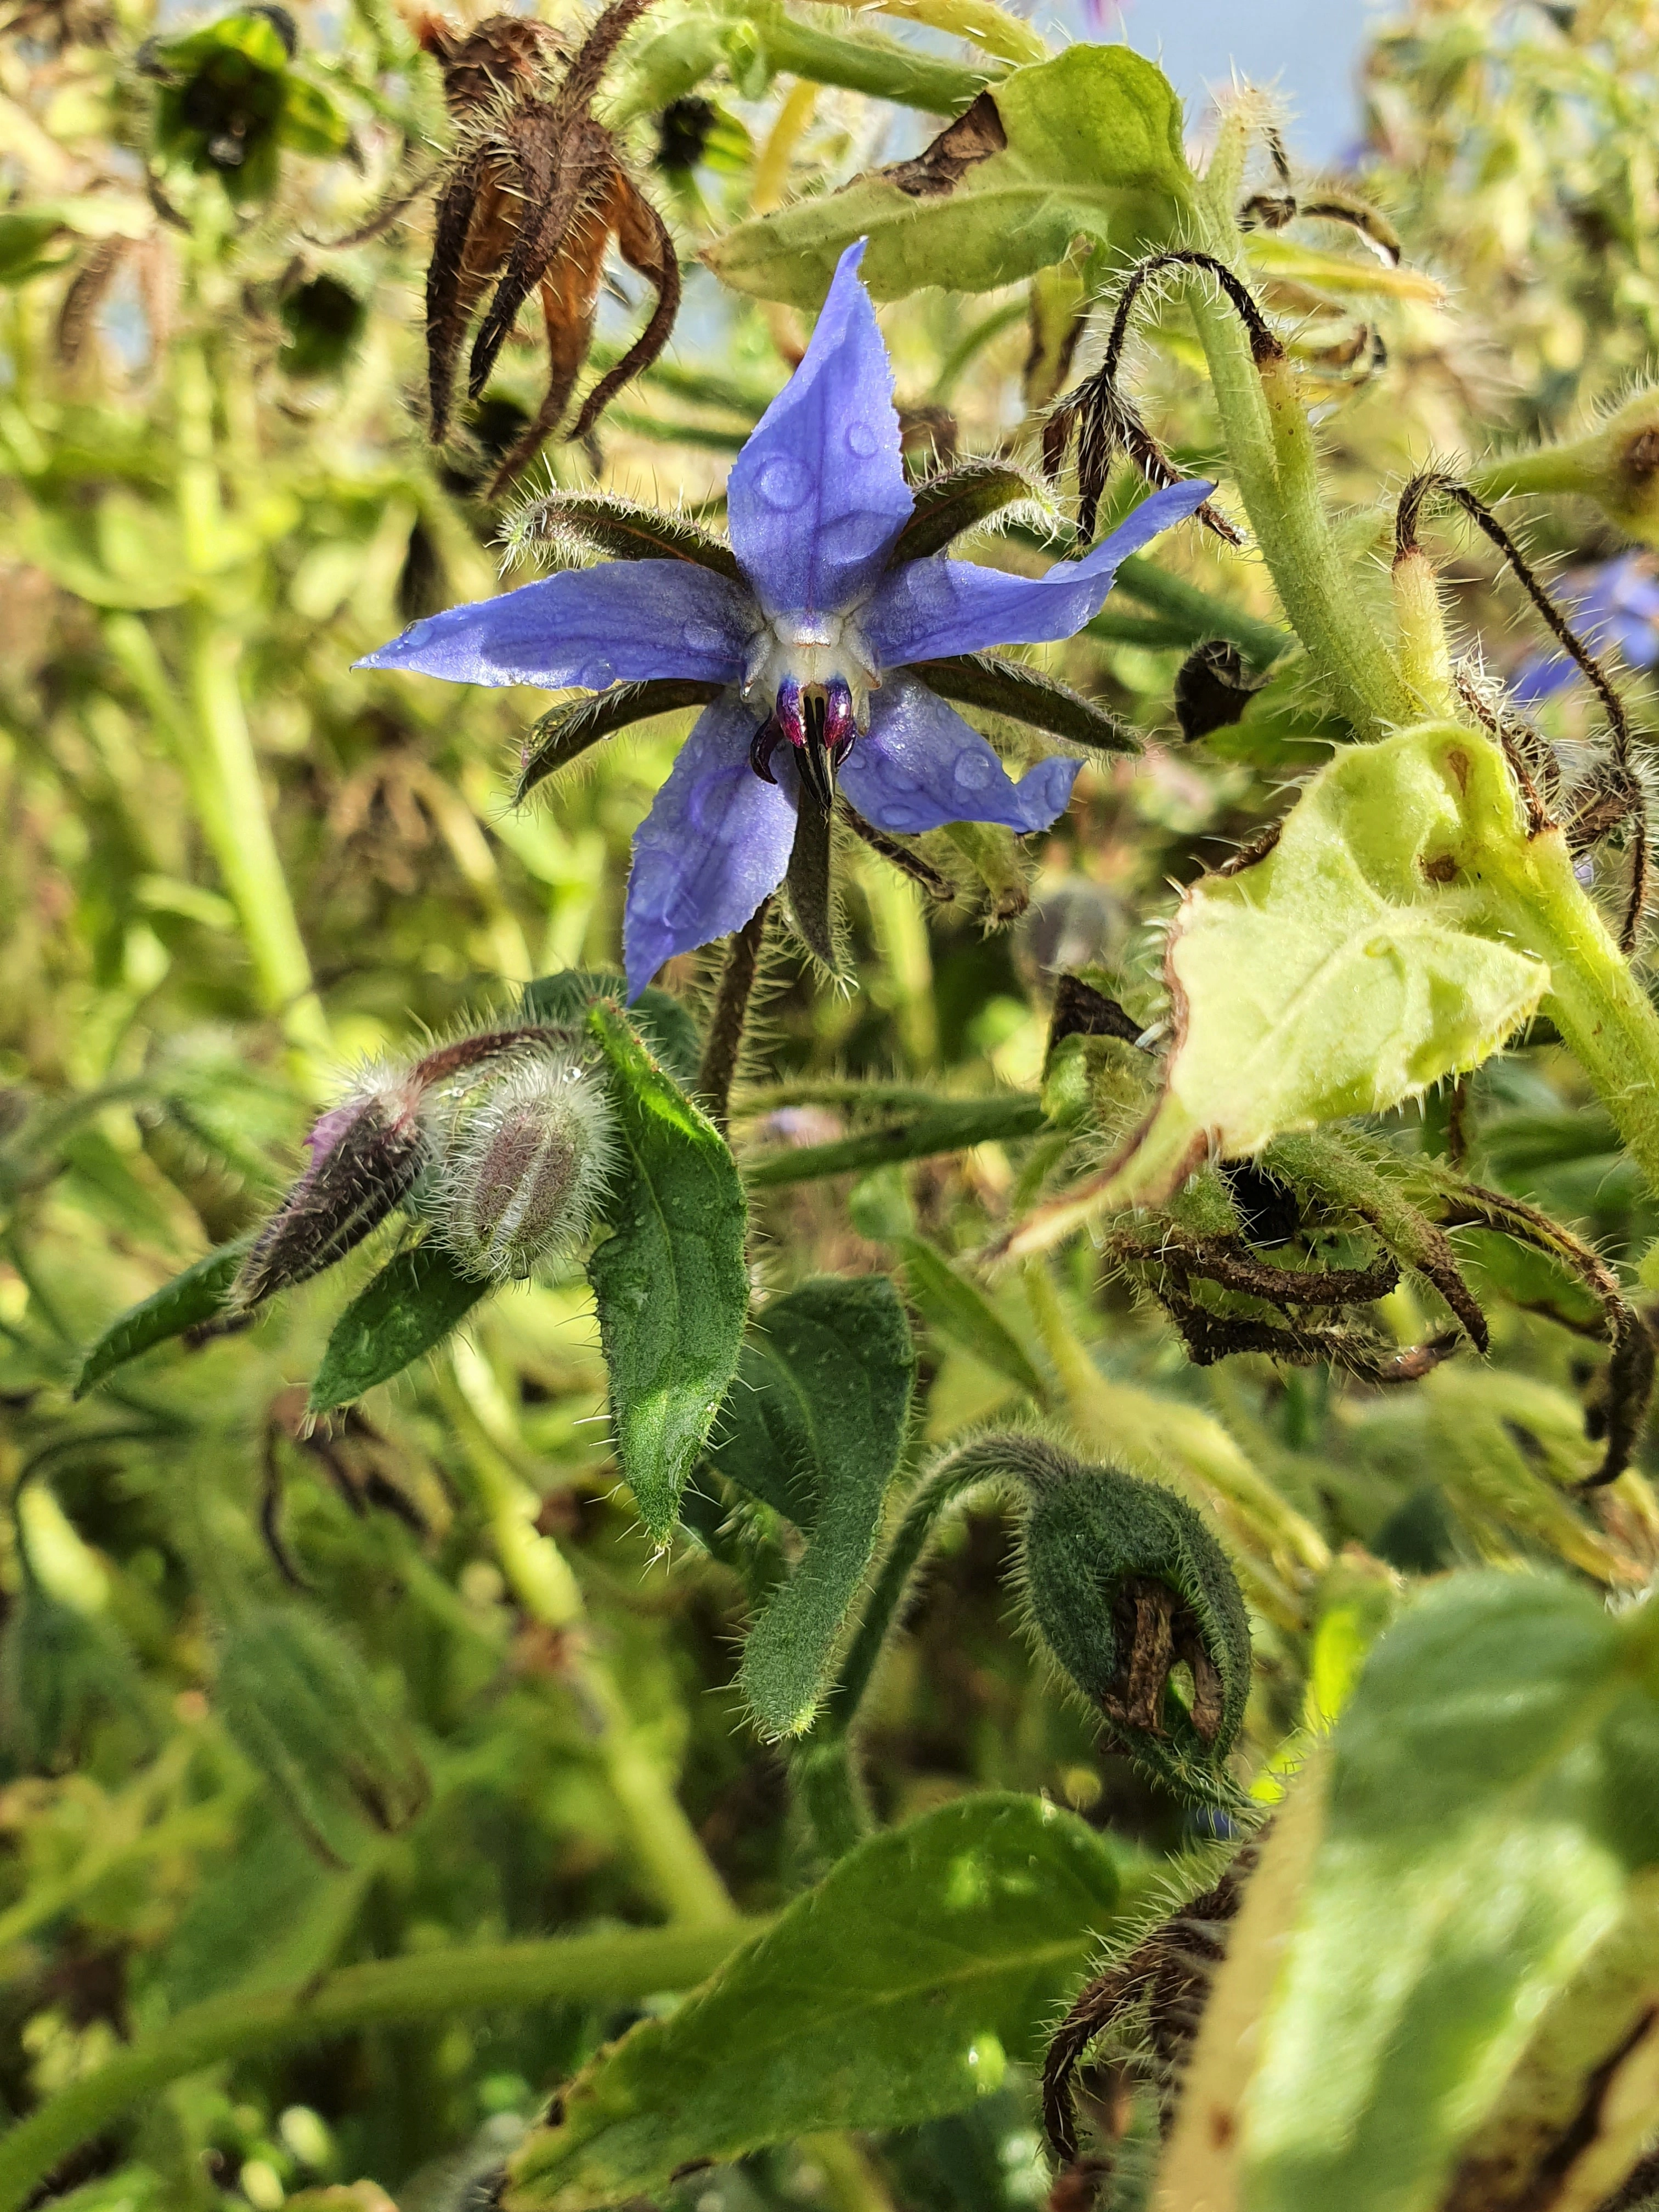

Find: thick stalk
755;10;994;111
171;335;330;1064
1110;553;1290;667
0;1922;754;2212
1182;196;1416;734
1488;826;1659;1199
443;1350;736;1930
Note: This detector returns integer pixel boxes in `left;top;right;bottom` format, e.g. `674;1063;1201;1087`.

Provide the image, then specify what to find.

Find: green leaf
503;1793;1124;2209
1001;729;1551;1250
891;459;1052;564
75;1235;254;1397
1242;1575;1659;2212
521;969;702;1091
307;1242;487;1415
586;1001;748;1541
709;1277;915;1739
704;47;1190;308
213;1606;429;1866
898;1237;1046;1399
0;213;71;286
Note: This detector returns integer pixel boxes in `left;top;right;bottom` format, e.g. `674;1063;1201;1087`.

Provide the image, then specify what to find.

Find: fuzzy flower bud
436;1049;615;1283
233;1063;430;1310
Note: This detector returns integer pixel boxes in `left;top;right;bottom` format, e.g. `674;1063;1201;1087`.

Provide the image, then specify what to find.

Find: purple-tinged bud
437;1049;615;1283
233;1064;430;1310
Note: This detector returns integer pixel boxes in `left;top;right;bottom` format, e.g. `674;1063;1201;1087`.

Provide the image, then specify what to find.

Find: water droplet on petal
821;510;889;563
883;800;935;833
682;621;728;654
757;455;811;510
847;420;881;459
953;749;996;793
582;658;616;690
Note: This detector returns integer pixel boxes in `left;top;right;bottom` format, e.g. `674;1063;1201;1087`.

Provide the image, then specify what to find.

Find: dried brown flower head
417;1;679;497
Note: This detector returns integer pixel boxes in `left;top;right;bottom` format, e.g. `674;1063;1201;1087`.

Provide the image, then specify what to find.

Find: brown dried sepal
420;1;679;495
1041;1842;1260;2169
1100;1577;1226;1744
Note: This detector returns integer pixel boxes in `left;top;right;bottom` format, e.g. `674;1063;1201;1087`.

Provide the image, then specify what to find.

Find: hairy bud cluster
235;1026;616;1308
431;1048;616;1283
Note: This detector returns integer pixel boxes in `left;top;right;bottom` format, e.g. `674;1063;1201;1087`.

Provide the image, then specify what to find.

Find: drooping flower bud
233;1062;430;1310
1015;1440;1251;1799
435;1048;616;1283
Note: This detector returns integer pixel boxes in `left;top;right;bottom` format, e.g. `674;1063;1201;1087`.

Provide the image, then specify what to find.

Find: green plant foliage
897;1237;1046;1401
307;1241;487;1415
521;969;703;1090
75;1233;253;1395
586;1000;748;1540
708;1276;915;1737
504;1794;1124;2208
212;1606;429;1866
1242;1576;1659;2212
145;9;349;203
705;46;1190;306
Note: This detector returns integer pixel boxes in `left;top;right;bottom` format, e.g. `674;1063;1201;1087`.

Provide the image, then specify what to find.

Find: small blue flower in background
1511;552;1659;704
360;240;1211;998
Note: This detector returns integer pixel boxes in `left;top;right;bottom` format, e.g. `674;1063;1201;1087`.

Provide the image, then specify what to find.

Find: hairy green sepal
503;1793;1124;2209
913;654;1136;754
585;1001;748;1542
517;681;724;804
1019;1445;1251;1801
708;1276;915;1739
705;47;1191;307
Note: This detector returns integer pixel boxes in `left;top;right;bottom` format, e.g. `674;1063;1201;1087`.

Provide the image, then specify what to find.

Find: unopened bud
234;1063;429;1309
436;1049;615;1282
1471;386;1659;549
1018;1444;1251;1797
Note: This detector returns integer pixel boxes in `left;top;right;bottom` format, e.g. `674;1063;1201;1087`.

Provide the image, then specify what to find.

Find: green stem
1466;445;1605;504
442;1354;738;1931
170;337;329;1066
1110;554;1291;668
1488;825;1659;1199
757;10;994;112
0;1922;755;2212
1182;196;1416;734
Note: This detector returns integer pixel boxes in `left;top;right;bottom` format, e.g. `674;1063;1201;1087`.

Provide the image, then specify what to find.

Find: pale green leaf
704;46;1190;307
503;1793;1124;2210
1241;1574;1659;2212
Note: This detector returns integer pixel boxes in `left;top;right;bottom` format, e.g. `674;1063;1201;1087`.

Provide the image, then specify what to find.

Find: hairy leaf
705;48;1190;307
1242;1575;1659;2212
890;459;1052;564
521;969;702;1090
504;1793;1124;2208
586;1001;748;1540
75;1234;255;1396
709;1276;915;1739
998;728;1552;1252
308;1243;487;1415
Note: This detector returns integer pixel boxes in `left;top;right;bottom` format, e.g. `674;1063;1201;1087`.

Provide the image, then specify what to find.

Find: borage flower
359;241;1212;998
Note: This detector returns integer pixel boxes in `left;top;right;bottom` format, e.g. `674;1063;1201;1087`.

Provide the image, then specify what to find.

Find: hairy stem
0;1921;754;2212
1183;194;1415;733
170;335;330;1066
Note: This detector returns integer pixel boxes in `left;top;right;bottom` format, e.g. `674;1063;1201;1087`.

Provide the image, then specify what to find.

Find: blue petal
623;691;797;997
863;480;1214;667
839;673;1081;836
726;240;913;623
357;562;756;690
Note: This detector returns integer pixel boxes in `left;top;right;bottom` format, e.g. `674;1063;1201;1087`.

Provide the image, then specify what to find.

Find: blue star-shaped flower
360;241;1212;997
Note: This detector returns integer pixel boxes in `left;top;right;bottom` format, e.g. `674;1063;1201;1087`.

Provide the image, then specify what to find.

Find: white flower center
741;610;879;730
